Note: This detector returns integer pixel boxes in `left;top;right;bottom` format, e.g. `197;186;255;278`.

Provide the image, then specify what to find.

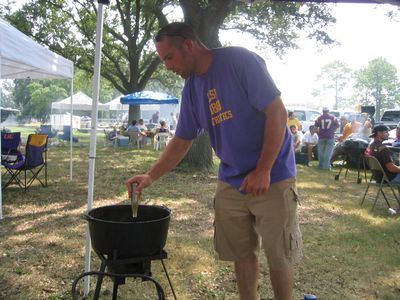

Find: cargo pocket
290;185;300;205
284;223;303;265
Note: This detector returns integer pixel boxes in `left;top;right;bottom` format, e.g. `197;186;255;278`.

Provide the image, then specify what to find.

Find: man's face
377;130;389;141
156;38;193;79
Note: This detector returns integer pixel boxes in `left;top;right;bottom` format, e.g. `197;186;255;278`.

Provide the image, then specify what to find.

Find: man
137;119;148;133
393;122;400;147
339;115;348;134
151;111;160;124
126;22;301;300
290;125;303;153
287;111;302;132
365;124;400;183
302;125;319;167
314;107;339;170
170;112;178;130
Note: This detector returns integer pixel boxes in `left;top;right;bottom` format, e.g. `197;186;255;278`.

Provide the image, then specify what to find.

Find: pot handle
82;213;94;221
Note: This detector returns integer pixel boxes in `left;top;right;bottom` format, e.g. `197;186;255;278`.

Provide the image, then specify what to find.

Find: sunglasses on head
154;33;187;42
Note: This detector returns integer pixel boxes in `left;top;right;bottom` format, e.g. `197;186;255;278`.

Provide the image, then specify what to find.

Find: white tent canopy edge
0;17;74;220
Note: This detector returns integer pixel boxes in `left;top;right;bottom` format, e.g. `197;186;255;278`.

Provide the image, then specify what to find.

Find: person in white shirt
170;112;178;130
302;125;319;166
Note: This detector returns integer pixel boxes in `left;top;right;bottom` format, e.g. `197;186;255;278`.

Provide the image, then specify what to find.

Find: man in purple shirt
314;107;339;170
126;22;301;300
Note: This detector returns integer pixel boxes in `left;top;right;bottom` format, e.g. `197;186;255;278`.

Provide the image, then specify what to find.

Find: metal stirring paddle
131;185;140;218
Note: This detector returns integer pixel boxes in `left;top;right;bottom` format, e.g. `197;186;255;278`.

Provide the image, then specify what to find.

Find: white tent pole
84;1;107;296
69;75;74;180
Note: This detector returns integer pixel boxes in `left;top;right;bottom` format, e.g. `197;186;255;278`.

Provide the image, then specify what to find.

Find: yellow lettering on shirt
207;88;234;126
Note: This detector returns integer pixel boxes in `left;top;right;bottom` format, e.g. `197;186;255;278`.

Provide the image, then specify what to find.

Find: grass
1;127;400;299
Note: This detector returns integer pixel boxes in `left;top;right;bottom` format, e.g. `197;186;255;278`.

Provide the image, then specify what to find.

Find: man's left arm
239;96;288;196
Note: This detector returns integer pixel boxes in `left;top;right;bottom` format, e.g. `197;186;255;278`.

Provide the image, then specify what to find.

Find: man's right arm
385;162;400;173
127;136;193;196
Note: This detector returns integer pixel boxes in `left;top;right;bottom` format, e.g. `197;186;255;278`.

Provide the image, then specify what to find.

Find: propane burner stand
72;250;177;300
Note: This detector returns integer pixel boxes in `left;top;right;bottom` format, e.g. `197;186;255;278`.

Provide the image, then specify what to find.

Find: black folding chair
361;155;400;211
2;134;48;191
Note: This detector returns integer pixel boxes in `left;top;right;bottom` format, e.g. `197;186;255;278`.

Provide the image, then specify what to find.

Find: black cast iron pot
84;204;170;259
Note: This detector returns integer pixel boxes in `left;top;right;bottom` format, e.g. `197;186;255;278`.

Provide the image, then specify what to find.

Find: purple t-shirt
314;113;339;139
175;47;296;190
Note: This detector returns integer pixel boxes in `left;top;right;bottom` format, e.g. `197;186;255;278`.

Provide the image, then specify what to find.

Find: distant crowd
288;107;374;169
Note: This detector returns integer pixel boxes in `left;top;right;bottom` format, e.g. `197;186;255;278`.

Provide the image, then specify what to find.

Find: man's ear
182;39;194;52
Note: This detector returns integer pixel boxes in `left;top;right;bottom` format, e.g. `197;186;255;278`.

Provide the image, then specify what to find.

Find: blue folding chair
39;125;58;138
1;132;22;163
2;134;48;191
58;125;79;143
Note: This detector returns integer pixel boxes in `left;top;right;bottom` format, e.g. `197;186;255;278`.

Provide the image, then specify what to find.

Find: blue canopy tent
120;91;179;122
120;91;179;105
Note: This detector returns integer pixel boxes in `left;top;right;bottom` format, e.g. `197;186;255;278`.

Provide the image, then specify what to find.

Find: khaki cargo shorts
213;177;303;270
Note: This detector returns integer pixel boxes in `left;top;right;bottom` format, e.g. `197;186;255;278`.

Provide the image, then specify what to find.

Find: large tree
313;60;352;110
354;57;400;120
5;0;335;171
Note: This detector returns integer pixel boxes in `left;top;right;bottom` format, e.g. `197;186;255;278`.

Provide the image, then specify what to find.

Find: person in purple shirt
126;22;301;300
314;107;339;170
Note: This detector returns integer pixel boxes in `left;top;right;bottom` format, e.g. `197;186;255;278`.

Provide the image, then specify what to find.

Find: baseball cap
322;107;329;112
369;124;390;137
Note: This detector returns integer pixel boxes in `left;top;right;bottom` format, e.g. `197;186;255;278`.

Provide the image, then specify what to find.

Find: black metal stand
71;250;177;300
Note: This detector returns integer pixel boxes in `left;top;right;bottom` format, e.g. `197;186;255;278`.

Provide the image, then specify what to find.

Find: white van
286;106;321;132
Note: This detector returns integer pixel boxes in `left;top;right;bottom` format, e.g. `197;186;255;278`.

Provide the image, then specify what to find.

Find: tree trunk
180;131;214;172
176;0;236;172
128;105;141;124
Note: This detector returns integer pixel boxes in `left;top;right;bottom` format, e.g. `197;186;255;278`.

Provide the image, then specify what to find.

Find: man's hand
126;174;154;198
239;168;271;196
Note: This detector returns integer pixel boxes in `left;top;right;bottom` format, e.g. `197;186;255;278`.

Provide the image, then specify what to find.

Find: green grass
1;128;400;299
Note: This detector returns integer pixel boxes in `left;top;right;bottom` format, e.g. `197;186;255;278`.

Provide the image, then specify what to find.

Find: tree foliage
354;57;400;120
4;0;336;172
313;60;352;110
27;82;67;122
5;0;336;95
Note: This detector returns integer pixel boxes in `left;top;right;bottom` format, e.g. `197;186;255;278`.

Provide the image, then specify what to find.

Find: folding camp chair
2;134;48;191
1;132;22;163
361;155;400;211
39;125;58;138
58;125;79;143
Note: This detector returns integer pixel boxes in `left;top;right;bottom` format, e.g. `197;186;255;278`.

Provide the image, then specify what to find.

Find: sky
220;3;400;110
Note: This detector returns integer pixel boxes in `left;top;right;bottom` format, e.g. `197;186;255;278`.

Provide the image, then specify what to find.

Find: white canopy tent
0;17;74;219
52;91;109;112
104;95;128;111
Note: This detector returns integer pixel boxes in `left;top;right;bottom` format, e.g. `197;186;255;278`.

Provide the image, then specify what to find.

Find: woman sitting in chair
155;120;170;136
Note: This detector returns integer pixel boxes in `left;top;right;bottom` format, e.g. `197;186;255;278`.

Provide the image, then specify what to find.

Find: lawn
1;127;400;299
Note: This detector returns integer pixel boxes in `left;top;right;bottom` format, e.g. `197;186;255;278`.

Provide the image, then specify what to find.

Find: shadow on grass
1;144;400;299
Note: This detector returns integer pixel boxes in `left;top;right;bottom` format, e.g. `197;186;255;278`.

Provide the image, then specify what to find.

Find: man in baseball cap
365;124;400;183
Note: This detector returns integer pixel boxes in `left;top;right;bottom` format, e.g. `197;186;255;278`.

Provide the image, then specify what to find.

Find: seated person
355;112;373;140
392;122;400;147
301;125;319;167
155;120;170;135
331;116;361;164
365;125;400;184
137;119;148;133
127;120;146;137
289;125;303;153
339;115;348;134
